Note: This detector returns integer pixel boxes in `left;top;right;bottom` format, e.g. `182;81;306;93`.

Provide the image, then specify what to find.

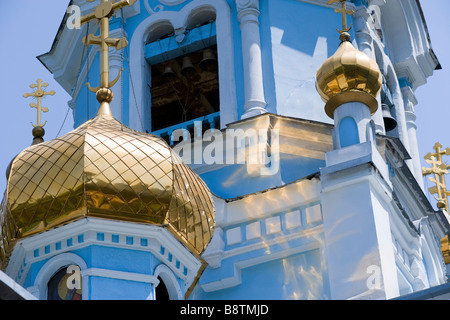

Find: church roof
1;104;215;268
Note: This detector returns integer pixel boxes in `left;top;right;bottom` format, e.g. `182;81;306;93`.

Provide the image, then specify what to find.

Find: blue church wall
21;244;166;300
198;154;325;199
89;276;152;300
264;0;350;124
193;199;327;299
192;249;329;300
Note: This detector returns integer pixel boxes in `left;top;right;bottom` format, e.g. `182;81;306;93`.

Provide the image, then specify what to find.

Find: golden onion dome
315;33;382;119
1;101;215;260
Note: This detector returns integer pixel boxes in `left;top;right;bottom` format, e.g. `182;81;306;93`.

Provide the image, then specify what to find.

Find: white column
321;167;400;300
236;0;267;119
353;7;385;135
402;85;424;190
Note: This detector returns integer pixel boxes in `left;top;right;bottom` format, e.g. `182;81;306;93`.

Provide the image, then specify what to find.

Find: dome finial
23;79;55;128
316;0;382;119
80;0;136;106
328;0;354;40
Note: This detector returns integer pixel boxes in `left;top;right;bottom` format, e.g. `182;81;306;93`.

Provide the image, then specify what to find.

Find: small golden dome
316;35;382;118
1;105;215;260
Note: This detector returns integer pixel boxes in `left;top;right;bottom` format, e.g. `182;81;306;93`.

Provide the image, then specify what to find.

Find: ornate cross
422;142;450;212
80;0;136;93
23;79;55;127
328;0;354;34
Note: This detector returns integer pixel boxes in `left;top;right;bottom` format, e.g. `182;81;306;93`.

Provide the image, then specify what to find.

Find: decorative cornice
236;0;260;24
82;268;159;284
235;0;259;12
8;218;203;287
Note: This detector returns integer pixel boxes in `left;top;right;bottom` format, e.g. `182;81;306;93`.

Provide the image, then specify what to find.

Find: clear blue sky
0;1;449;207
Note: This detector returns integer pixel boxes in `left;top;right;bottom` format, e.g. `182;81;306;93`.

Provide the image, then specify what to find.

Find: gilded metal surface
328;0;354;34
441;235;450;265
324;90;378;119
422;142;450;213
0;106;215;266
23;79;55;127
316;40;382;108
316;0;382;118
80;0;136;93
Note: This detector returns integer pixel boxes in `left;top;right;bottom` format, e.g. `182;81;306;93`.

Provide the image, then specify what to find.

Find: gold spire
328;0;354;38
422;142;450;213
23;79;55;127
315;0;382;119
80;0;136;101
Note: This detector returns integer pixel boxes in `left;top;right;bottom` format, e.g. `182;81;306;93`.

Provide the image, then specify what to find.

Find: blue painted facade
69;0;347;130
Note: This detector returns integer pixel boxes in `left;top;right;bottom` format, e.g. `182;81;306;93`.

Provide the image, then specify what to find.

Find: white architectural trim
0;270;37;300
236;0;267;118
82;268;158;284
154;264;183;300
11;218;203;297
200;233;321;292
129;0;238;132
31;252;88;300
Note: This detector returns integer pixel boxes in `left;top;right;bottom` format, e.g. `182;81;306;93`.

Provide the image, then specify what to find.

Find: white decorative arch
153;264;183;300
129;0;238;132
32;253;88;300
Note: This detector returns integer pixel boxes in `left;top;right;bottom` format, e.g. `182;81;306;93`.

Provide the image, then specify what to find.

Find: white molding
200;230;322;292
0;270;37;300
223;224;323;261
154;264;183;300
10;218;203;293
32;252;88;300
82;268;158;284
129;0;238;132
235;0;267;119
223;177;322;227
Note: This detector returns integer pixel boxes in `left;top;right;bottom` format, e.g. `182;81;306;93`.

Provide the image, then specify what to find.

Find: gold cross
328;0;354;34
422;142;450;212
80;0;136;93
23;79;55;127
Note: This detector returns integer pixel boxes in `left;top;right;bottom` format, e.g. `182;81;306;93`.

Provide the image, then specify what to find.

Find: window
47;266;82;300
145;20;220;144
150;44;220;132
339;117;359;148
155;276;170;301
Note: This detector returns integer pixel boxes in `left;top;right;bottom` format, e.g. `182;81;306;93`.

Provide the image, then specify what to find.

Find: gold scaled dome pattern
1;110;215;263
316;36;382;118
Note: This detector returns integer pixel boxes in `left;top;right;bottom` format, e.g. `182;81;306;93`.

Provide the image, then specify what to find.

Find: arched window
153;264;183;300
155;276;170;301
47;265;82;300
339;117;359;148
146;18;220;144
128;0;237;136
